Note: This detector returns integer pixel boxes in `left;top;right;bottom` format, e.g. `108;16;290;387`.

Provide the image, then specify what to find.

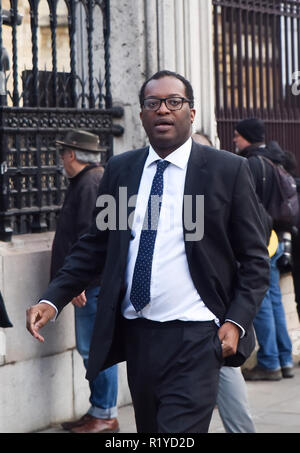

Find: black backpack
258;155;299;228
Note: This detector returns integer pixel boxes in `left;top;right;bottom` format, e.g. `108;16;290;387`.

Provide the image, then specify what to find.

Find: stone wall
0;233;131;433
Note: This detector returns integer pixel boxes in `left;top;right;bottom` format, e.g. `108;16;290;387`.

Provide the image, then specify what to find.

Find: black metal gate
0;0;123;241
213;0;300;173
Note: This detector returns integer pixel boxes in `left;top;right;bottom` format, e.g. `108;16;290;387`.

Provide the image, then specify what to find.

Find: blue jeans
253;242;293;370
74;286;118;419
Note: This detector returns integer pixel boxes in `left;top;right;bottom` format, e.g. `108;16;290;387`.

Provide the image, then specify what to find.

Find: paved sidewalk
37;365;300;434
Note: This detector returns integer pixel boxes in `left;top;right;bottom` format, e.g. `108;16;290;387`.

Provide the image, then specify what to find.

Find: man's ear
190;108;196;124
69;149;76;161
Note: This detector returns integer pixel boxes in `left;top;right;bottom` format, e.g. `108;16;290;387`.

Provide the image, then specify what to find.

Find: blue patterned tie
130;160;170;312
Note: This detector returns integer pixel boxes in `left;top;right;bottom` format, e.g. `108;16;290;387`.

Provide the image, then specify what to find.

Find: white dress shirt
122;137;218;323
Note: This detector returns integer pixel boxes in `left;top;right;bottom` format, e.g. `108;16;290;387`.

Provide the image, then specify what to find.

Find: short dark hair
139;70;194;108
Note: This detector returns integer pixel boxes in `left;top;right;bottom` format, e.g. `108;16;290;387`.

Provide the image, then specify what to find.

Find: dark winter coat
240;141;286;210
239;141;287;236
50;164;104;288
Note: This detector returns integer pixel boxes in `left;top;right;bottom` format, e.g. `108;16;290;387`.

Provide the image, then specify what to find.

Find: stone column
197;0;219;146
144;0;159;78
145;0;219;146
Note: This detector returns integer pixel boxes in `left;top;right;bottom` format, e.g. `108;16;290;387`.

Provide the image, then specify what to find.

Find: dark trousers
124;318;223;433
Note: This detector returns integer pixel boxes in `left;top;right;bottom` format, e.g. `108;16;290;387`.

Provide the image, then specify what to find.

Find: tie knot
156;160;170;174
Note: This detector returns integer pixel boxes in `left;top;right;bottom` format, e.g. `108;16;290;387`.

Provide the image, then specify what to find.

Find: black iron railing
0;0;124;241
213;0;300;173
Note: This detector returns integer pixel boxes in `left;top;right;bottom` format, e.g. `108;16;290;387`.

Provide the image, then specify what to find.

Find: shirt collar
145;137;192;170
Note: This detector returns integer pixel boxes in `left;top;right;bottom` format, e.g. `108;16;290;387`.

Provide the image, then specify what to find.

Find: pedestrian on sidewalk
48;130;119;433
282;151;300;323
26;71;269;433
233;118;294;381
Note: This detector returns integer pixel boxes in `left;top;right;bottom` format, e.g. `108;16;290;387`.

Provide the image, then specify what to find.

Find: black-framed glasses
142;97;193;112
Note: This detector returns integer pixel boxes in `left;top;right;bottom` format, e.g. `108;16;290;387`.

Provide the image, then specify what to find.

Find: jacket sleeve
225;159;270;332
75;169;104;238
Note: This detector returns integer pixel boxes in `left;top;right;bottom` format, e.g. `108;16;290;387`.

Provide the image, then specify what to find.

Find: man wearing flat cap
47;130;119;433
233;118;294;382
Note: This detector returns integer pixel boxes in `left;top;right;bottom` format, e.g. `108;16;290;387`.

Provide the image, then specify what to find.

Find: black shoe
281;366;294;378
242;365;282;381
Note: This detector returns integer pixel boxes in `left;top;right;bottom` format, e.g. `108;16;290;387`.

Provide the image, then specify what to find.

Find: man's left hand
218;322;240;357
71;291;87;307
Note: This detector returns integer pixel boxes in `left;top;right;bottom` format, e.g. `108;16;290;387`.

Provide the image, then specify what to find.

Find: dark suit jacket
41;140;270;380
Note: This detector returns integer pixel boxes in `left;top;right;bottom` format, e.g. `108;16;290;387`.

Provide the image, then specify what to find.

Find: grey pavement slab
36;364;300;434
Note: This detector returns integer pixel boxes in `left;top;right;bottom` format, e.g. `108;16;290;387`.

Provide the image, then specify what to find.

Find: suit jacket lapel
119;147;149;271
183;141;209;261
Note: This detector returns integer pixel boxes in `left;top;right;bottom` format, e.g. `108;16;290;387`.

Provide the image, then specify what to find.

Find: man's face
59;149;74;177
140;76;195;156
233;130;251;153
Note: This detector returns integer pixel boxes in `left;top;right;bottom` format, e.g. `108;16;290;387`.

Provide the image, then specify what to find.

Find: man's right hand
26;303;56;343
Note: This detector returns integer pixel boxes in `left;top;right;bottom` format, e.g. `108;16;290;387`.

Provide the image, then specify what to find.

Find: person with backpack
233;118;295;381
291;177;300;323
281;151;300;323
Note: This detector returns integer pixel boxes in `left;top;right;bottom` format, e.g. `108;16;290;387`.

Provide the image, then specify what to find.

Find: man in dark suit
26;70;269;433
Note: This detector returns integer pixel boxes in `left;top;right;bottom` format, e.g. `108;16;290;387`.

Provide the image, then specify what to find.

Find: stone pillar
144;0;219;145
109;0;148;154
144;0;159;78
106;0;219;154
197;0;219;146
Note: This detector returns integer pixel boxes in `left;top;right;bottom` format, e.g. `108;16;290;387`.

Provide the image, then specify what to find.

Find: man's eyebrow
144;93;184;98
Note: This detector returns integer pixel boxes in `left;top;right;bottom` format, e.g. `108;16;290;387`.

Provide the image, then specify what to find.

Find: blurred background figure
233;118;294;381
